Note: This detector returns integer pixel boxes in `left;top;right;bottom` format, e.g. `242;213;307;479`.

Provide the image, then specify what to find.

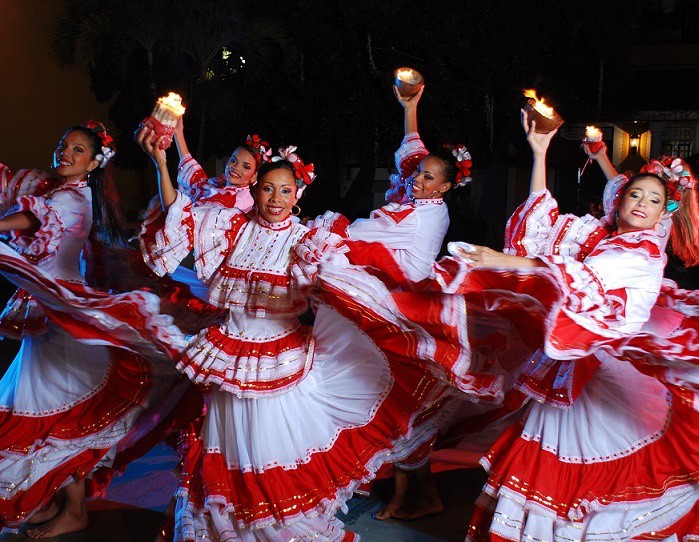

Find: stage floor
0;444;486;541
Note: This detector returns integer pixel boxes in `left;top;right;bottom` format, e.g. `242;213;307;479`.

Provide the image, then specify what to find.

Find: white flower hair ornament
80;120;116;169
444;144;473;187
272;145;316;196
95;146;116;169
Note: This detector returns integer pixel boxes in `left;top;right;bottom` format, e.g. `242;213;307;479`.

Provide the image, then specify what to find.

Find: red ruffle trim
178;331;445;526
480;398;699;521
208;264;307;316
177;324;313;396
10;195;64;264
0;349;150;452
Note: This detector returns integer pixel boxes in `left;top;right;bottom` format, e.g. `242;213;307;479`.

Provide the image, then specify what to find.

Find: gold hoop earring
291;205;301;216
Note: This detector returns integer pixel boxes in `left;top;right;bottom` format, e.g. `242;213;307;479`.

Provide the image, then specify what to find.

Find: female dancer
458;111;699;540
310;84;473;520
0;122;196;538
173;117;269;210
137;119;455;540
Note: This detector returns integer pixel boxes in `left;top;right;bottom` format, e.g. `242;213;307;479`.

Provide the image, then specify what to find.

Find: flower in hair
81;120;115;148
640;155;696;212
271;145;316;192
246;134;272;164
81;120;116;167
444;144;473;186
95;146;116;169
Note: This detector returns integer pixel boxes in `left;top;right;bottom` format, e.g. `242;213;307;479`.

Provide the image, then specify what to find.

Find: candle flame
157;92;186;116
523;89;555;119
396;68;421;85
585;125;602;141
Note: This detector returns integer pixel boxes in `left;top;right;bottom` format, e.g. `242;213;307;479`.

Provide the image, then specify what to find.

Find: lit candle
152;92;186;127
523;89;564;133
584;125;604;153
394;67;424;98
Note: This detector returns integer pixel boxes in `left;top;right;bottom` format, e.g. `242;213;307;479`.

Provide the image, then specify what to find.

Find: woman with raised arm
173;117;269;211
457;111;699;541
0;122;196;538
307;83;475;520
136;122;458;541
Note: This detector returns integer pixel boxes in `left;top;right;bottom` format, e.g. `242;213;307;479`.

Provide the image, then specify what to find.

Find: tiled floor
0;445;486;541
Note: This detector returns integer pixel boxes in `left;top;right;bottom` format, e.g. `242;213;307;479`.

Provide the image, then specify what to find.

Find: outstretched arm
521;109;558;194
394;85;424;135
0;212;39;232
135;126;177;211
452;243;545;269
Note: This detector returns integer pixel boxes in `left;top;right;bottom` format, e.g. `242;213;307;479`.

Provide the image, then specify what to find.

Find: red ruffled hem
177;324;314;397
0;348;150;452
479;398;699;520
0;448;107;526
178;340;446;527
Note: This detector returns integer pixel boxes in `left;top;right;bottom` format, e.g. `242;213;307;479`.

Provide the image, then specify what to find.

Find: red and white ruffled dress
0;169;198;531
463;183;699;541
306;172;699;540
178;153;254;212
307;132;453;471
139;190;453;541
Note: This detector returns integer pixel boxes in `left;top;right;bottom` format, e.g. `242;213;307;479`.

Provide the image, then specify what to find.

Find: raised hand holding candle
584;125;604;154
394;67;424;98
523;89;564;133
140;92;187;150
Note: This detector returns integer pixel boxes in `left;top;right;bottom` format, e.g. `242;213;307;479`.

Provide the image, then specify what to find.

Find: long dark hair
69;126;127;246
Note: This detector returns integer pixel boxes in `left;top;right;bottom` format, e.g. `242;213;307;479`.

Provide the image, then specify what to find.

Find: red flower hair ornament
443;144;473;186
271;145;316;196
81;120;116;168
246;134;272;166
640;156;696;213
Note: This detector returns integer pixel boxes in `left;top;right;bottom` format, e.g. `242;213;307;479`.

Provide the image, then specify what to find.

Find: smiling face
52;130;100;183
253;167;299;223
407;156;452;200
617;175;667;234
224;147;258;187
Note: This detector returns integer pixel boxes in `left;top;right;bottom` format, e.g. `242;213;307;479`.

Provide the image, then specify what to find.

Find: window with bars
662;124;695;158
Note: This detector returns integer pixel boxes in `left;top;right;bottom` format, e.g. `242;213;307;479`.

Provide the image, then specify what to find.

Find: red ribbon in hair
293;160;316;185
81;119;114;148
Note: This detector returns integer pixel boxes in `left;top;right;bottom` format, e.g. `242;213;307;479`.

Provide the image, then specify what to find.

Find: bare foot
372;499;403;521
372;468;410;521
379;462;444;521
26;506;88;539
391;491;444;520
26;501;59;525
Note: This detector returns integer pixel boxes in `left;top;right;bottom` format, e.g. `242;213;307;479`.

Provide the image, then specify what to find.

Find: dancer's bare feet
26;500;59;525
26;506;88;539
373;463;443;521
391;486;444;520
27;479;88;539
372;468;409;520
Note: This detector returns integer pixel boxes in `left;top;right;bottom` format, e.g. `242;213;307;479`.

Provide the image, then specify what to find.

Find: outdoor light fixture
629;133;640;152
